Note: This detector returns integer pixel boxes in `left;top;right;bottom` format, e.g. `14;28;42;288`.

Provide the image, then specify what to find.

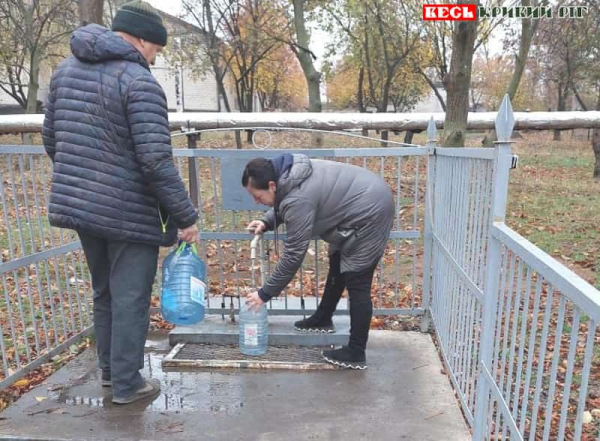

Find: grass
503;130;600;289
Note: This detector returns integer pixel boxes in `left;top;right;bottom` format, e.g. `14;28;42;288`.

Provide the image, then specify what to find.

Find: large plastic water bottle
239;299;269;356
161;242;206;325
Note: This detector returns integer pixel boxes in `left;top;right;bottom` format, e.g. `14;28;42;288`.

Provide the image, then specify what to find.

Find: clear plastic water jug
239;299;269;356
161;241;206;325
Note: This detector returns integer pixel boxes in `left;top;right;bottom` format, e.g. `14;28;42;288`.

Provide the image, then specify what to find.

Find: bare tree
482;0;547;146
324;0;425;144
291;0;323;146
181;0;281;113
442;0;479;147
178;0;234;113
0;0;77;114
419;21;452;111
291;0;321;113
572;0;600;178
420;0;507;115
79;0;104;25
533;0;591;141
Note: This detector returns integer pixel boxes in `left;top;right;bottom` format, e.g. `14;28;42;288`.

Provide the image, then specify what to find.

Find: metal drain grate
162;343;340;370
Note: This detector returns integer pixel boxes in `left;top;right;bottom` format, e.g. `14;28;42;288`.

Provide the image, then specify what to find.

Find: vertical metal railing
168;137;428;318
471;97;600;441
0;146;93;389
473;224;600;441
427;141;498;424
421;118;437;332
420;96;600;440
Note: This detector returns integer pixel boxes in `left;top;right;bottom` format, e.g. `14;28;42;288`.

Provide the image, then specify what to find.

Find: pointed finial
495;94;515;142
427;116;437;142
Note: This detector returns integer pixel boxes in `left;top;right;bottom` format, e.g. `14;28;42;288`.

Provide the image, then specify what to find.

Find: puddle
52;353;247;414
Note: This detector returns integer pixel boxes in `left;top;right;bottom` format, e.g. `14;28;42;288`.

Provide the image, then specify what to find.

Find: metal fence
425;144;497;425
167;139;427;317
0;131;429;390
0;146;93;390
424;97;600;440
1;100;599;440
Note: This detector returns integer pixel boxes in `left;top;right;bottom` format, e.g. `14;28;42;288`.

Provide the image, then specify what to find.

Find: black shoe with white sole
294;314;335;333
322;346;367;370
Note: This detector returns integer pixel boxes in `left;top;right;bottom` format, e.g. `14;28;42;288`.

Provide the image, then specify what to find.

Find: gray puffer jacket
42;24;197;246
260;154;394;300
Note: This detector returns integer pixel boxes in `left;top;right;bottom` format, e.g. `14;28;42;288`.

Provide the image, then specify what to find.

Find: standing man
242;154;394;369
42;1;198;404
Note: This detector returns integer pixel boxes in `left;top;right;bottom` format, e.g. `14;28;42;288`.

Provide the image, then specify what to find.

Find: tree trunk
79;0;104;26
292;0;323;147
203;0;231;112
483;0;535;146
593;128;600;180
379;67;393;115
571;82;588;111
554;83;566;141
380;130;388;148
22;49;41;146
593;92;600;180
202;0;239;148
357;65;366;113
357;66;368;136
404;131;414;144
442;2;479;147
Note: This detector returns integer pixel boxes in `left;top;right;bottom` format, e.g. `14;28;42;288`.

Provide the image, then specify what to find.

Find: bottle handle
176;240;187;255
176;240;199;256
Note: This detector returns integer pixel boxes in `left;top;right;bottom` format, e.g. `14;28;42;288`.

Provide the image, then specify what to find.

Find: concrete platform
0;331;470;441
171;297;351;347
169;314;350;347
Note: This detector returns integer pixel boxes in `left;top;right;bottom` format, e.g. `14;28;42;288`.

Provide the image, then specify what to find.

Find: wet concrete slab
170;314;351;347
0;331;470;441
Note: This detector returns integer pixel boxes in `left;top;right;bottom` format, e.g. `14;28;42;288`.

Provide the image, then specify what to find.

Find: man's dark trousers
78;232;159;399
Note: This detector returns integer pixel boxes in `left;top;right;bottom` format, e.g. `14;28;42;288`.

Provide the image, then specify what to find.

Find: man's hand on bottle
178;224;199;244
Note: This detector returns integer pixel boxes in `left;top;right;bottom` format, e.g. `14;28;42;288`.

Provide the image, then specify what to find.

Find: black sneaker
322;346;367;370
294;314;335;333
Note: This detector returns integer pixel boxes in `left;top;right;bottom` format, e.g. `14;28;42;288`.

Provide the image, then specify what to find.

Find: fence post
186;125;199;208
420;117;437;332
472;95;515;439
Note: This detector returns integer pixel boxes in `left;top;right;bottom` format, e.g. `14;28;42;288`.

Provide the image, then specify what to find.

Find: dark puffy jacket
42;24;197;247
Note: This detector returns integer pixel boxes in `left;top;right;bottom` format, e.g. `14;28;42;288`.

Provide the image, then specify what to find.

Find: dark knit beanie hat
112;1;167;46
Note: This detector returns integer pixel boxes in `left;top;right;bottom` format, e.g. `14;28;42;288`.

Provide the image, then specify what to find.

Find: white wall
413;88;447;113
151;55;221;112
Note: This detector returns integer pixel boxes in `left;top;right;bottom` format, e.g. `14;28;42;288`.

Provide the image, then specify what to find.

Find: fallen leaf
14;379;29;387
35;396;47;402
